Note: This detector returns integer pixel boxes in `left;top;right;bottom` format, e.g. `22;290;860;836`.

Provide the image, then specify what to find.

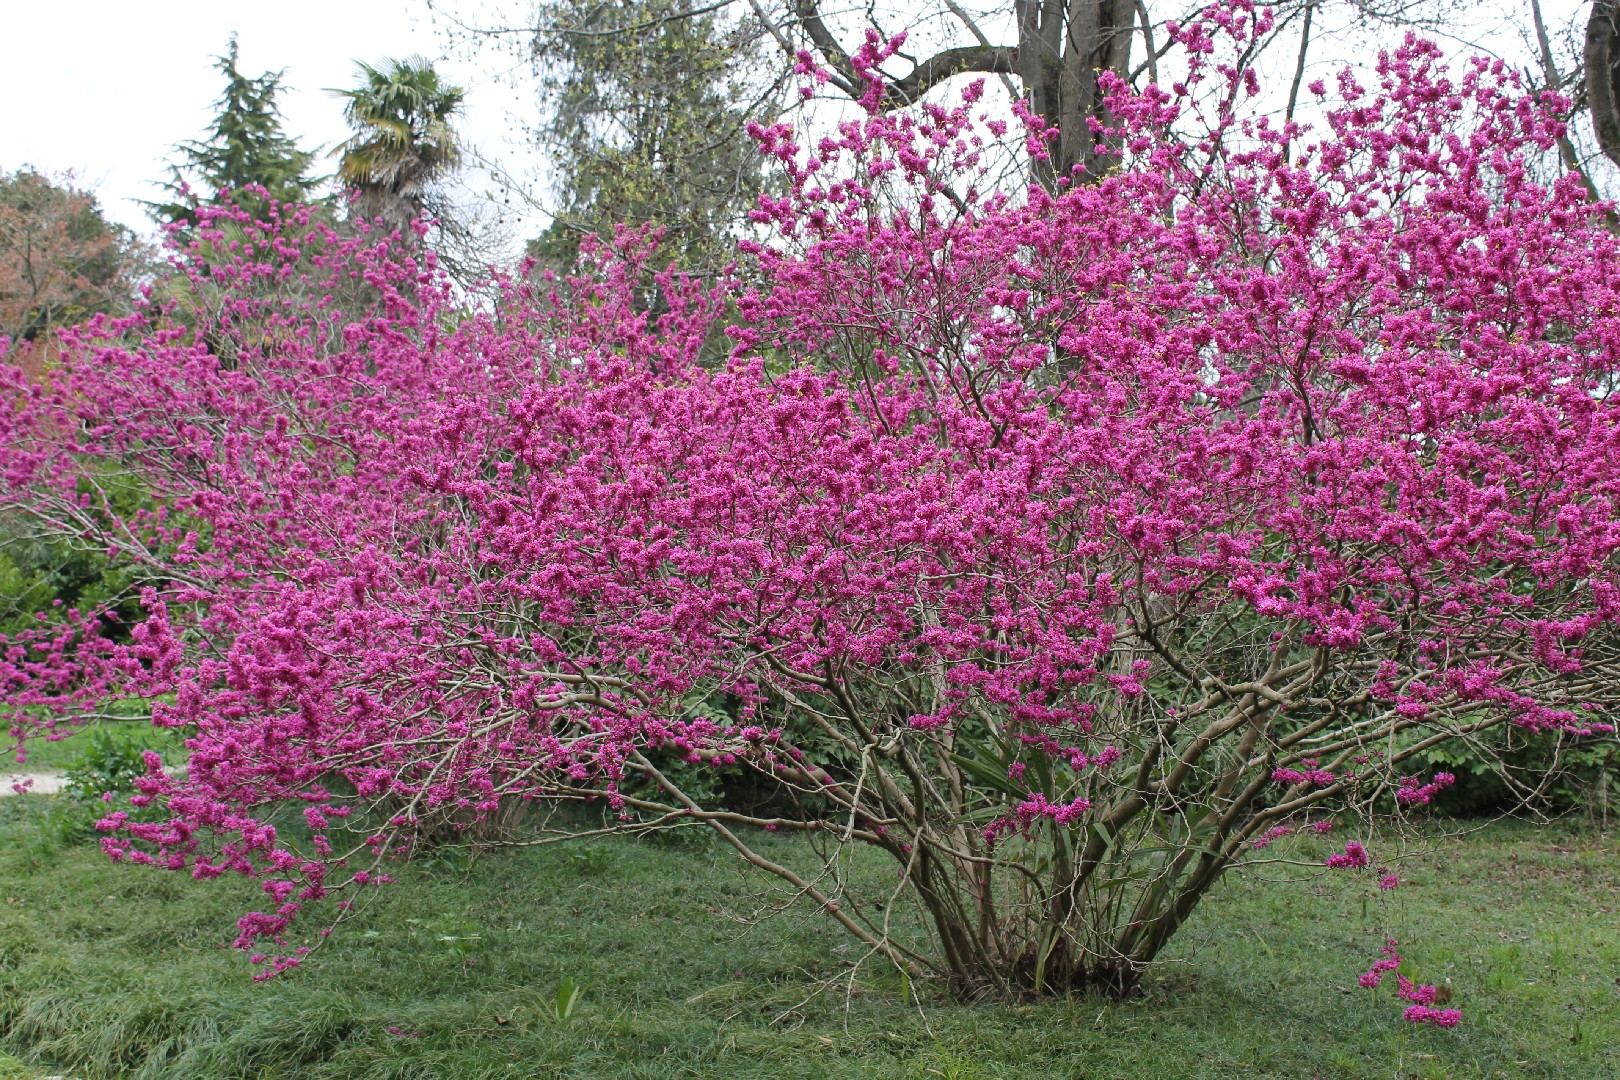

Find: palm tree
332;58;465;236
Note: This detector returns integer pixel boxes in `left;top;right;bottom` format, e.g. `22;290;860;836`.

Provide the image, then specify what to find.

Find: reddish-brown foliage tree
0;169;149;371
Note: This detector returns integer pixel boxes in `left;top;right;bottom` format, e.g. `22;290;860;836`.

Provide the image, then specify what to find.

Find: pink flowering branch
1360;939;1462;1027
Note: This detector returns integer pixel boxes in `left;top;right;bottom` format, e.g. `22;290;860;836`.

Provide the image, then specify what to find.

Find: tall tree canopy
150;36;320;226
523;0;781;274
0;169;147;363
333;57;467;237
438;0;1620;222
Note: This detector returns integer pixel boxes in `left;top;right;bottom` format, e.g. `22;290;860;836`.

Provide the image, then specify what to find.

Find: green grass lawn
4;730;83;774
5;718;186;776
0;796;1616;1079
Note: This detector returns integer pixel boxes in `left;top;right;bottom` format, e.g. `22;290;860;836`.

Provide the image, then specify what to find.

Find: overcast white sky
0;1;546;240
0;0;1599;247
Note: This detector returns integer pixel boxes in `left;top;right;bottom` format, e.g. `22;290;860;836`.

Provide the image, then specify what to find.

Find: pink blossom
1403;1005;1462;1027
1326;842;1370;869
1396;773;1456;806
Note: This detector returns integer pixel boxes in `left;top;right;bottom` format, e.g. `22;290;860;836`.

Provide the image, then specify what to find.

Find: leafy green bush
61;725;169;802
1408;728;1620;819
0;724;188;864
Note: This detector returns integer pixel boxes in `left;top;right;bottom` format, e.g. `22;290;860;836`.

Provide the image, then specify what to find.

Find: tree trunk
796;0;1134;188
1586;0;1620;166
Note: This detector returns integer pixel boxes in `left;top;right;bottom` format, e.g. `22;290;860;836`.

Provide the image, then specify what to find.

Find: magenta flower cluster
1395;772;1457;805
983;793;1093;844
1325;841;1371;870
1271;766;1337;788
1360;940;1461;1027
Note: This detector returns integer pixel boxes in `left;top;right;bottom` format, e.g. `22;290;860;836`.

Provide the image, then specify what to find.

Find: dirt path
1;773;68;795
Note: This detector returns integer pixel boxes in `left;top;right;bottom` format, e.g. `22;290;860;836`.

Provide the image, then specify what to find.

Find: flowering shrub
2;5;1618;1012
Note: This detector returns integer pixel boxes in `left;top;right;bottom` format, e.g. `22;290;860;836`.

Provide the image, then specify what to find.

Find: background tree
333;57;467;237
444;0;1536;210
150;36;320;227
464;0;782;275
788;0;1121;185
0;169;148;365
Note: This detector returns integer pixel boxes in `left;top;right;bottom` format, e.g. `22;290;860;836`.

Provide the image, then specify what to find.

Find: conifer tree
150;36;319;226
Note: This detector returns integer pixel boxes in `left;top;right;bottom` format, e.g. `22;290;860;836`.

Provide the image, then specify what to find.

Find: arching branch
793;0;1015;105
793;0;861;96
889;44;1018;103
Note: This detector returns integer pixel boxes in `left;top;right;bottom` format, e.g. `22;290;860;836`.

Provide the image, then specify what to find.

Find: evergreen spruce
150;36;319;226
